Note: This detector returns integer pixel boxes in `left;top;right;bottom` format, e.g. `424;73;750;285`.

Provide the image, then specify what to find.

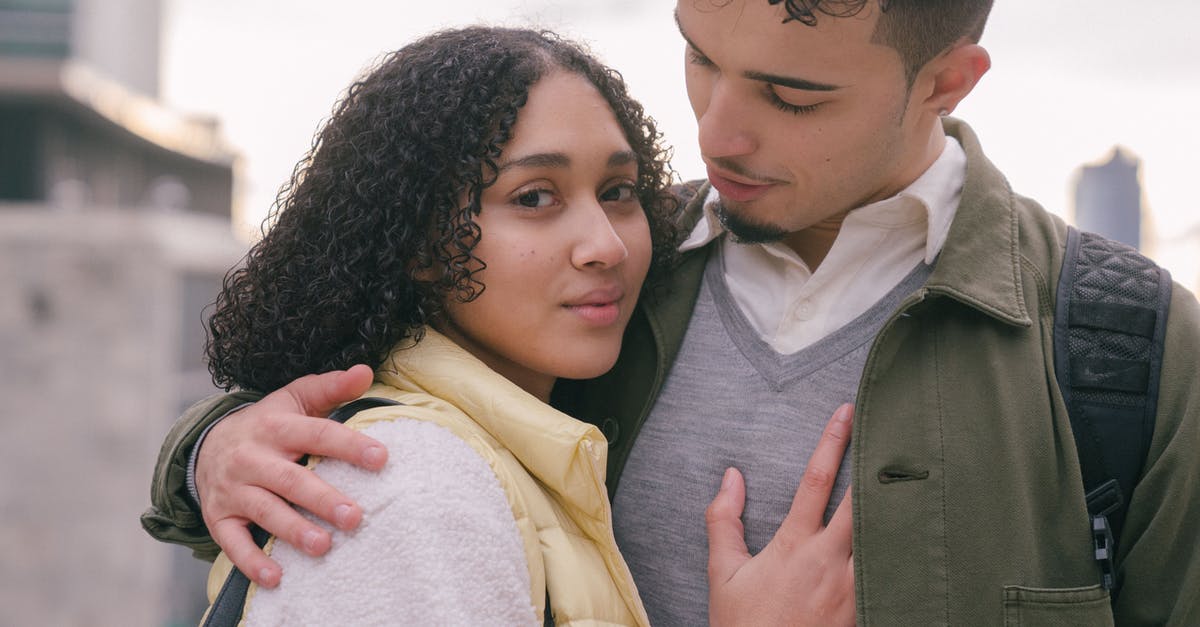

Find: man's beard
712;198;788;244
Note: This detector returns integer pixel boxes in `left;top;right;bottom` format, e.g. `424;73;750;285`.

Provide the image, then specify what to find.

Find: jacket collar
671;118;1030;327
375;329;610;522
926;118;1031;327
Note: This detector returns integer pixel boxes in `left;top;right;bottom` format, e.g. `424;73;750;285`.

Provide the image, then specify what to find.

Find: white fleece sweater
243;419;536;626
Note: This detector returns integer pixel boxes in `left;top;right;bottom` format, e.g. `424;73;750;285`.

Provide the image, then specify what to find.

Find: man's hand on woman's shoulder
197;364;385;588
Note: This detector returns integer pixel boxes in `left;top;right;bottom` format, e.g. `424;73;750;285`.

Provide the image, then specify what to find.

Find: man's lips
707;165;778;203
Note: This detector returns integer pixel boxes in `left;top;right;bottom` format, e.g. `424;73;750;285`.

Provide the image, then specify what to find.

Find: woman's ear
919;42;991;118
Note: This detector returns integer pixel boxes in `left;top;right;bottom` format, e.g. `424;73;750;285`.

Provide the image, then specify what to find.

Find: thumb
706;467;751;585
275;364;375;417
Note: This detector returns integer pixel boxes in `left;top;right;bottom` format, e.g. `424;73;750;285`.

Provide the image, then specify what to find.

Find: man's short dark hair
767;0;994;84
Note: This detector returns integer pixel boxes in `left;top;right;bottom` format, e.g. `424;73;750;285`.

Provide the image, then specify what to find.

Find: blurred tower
1073;147;1143;249
0;1;243;624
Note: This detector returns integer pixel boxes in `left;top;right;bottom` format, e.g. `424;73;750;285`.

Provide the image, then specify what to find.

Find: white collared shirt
679;137;967;354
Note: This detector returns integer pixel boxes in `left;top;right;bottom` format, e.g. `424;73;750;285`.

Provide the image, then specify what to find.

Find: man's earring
938;108;950;117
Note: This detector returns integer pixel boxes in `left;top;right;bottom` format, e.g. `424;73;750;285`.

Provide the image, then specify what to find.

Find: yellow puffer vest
204;329;648;626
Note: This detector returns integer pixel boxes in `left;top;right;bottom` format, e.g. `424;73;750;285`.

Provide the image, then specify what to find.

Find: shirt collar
678;136;967;266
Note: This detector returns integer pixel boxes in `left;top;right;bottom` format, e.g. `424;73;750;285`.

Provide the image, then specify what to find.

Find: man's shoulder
670;179;708;204
669;179;710;235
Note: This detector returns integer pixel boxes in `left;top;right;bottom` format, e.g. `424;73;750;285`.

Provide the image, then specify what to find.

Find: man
143;1;1200;624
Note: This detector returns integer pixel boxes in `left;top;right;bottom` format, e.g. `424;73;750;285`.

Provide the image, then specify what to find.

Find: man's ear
919;42;991;117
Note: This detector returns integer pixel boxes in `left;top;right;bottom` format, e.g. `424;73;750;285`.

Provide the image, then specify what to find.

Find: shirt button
793;302;813;321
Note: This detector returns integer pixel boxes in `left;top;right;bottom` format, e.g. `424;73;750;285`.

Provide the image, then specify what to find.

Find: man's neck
785;127;948;271
783;217;845;270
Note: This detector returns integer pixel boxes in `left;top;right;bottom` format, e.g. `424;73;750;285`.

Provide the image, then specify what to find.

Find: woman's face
438;70;654;402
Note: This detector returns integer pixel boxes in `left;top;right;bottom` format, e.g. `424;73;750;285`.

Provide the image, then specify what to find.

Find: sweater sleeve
241;418;537;626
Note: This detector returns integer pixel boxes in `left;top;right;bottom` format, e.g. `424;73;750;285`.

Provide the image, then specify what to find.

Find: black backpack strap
1053;226;1171;594
202;525;272;627
202;396;403;627
326;397;404;425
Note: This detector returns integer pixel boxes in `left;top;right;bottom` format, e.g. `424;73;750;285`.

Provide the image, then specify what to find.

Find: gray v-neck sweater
612;248;933;625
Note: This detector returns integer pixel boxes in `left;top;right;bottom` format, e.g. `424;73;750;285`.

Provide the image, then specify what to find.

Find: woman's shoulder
334;418;505;514
243;418;536;624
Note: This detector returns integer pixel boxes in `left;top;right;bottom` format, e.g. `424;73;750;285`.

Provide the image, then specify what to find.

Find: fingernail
722;468;735;490
302;530;321;553
836;404;853;423
334;504;354;529
362;445;386;468
259;568;277;587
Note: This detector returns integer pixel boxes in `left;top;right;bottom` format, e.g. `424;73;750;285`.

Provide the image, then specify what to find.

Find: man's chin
713;199;788;244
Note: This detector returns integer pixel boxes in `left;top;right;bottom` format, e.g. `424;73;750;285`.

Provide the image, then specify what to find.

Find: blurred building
0;0;243;624
1072;147;1200;295
1073;146;1143;250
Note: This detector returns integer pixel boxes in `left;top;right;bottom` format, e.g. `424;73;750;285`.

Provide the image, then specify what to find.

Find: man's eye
686;48;714;68
767;88;822;116
515;189;554;208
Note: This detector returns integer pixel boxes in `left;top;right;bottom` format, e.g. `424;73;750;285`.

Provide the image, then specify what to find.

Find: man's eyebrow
674;10;704;58
744;71;842;92
674;8;843;93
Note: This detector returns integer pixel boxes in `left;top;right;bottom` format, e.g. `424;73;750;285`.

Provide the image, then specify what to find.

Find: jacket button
601;418;620;444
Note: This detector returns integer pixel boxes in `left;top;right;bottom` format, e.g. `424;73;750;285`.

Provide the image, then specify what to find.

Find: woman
199;26;678;625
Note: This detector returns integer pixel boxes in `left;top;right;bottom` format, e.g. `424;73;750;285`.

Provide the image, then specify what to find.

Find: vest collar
375;329;611;521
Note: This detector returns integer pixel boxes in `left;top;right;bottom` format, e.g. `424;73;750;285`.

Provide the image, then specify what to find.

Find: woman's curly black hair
206;26;680;393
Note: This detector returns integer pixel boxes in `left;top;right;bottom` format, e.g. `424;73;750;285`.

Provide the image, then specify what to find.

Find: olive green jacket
142;120;1199;625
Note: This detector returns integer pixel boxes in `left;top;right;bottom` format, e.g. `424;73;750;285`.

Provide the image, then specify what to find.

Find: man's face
677;0;933;242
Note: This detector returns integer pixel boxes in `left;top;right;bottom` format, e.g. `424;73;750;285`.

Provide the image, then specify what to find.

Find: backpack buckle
1085;479;1123;591
1091;513;1116;590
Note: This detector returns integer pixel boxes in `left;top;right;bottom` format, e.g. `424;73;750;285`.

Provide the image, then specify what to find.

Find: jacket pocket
1003;585;1113;627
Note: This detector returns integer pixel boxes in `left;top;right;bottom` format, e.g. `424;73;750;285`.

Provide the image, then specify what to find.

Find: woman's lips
707;165;777;203
564;286;624;326
565;302;620;326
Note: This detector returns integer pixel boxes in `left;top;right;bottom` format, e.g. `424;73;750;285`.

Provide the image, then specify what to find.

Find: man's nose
697;78;757;159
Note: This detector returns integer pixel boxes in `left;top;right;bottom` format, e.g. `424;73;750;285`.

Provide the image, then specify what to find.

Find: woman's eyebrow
608;150;637;168
497;152;570;172
498;150;637;172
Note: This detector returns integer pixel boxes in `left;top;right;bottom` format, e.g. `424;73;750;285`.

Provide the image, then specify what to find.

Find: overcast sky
161;0;1200;286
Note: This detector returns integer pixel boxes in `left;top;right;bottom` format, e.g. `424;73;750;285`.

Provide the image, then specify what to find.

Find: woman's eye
515;189;554;208
600;183;636;203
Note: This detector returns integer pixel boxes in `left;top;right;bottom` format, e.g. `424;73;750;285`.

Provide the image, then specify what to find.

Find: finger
211;517;282;589
782;404;854;536
706;467;752;585
279;364;375;417
234;482;335;556
838;561;857;627
257;457;364;532
824;485;853;555
265;413;388;471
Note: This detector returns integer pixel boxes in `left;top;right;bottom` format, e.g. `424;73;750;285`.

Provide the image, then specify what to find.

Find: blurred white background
162;0;1200;286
